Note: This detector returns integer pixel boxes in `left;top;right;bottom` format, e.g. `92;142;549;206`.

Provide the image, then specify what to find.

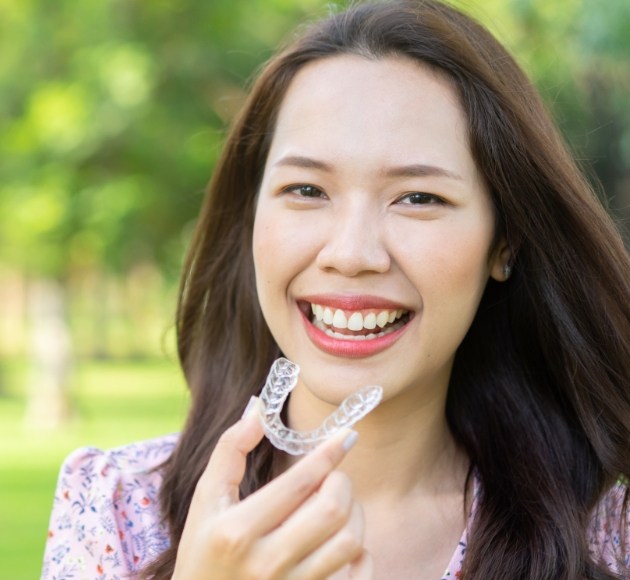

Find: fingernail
241;396;259;419
342;429;359;451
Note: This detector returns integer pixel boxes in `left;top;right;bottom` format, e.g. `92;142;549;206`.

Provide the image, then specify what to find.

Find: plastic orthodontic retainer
258;357;383;455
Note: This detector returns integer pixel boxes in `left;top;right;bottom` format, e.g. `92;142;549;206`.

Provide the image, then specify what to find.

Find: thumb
198;396;265;510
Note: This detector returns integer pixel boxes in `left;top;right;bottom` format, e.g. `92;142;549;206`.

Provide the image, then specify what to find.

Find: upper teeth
311;304;406;331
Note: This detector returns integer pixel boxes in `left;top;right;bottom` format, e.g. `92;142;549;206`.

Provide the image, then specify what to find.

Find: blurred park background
1;0;628;577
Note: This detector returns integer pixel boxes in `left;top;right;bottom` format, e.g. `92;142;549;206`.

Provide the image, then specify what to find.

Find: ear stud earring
503;263;513;280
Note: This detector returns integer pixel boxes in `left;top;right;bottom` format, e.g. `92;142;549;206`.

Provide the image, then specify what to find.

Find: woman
43;1;630;578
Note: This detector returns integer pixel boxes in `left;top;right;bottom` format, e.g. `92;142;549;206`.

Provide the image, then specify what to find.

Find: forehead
267;54;476;178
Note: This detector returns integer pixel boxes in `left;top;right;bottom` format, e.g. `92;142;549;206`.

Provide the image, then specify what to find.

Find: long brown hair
143;1;630;577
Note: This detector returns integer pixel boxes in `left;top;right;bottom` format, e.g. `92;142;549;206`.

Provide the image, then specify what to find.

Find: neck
284;382;469;503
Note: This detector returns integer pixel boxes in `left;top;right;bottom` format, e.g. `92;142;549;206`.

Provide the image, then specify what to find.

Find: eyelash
397;192;445;206
283;184;327;198
282;184;445;206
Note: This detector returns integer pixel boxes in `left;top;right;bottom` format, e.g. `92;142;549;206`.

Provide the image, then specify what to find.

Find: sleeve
42;446;143;580
588;482;630;574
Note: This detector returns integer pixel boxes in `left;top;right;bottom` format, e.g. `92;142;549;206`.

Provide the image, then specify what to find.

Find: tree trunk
23;278;74;430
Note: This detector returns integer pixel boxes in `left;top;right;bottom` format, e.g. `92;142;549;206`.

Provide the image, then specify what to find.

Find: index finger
233;427;359;534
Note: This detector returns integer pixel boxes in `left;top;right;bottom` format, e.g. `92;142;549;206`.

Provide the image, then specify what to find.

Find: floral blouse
42;434;629;579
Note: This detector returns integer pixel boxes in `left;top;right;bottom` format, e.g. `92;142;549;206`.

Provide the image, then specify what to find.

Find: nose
315;203;391;276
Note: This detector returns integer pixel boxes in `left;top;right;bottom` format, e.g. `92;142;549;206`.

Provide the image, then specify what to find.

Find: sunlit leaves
0;0;628;282
27;83;92;154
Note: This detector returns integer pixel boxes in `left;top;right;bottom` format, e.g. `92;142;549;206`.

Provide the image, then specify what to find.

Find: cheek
396;218;492;276
393;216;494;323
253;211;280;300
252;205;317;301
440;232;493;288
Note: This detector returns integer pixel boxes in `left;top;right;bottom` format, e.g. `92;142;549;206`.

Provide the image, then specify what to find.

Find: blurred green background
0;0;628;577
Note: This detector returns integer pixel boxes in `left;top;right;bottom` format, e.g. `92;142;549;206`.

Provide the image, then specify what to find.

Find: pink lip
300;293;408;311
297;295;412;359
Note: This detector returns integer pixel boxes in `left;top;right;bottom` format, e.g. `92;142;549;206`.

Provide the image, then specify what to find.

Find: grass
0;357;189;579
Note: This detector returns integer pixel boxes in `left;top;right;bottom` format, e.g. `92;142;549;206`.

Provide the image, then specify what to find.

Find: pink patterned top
42;435;629;579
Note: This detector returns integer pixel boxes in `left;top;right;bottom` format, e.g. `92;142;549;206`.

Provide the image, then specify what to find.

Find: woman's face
253;55;507;409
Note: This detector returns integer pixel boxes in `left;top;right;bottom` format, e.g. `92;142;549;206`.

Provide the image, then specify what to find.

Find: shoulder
588;481;630;573
42;434;178;580
59;433;179;478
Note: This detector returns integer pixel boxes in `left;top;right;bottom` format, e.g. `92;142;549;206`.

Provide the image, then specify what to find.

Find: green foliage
0;0;329;278
460;0;630;223
0;0;628;277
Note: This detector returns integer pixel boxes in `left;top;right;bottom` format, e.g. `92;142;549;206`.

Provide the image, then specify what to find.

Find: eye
284;184;327;198
397;192;444;205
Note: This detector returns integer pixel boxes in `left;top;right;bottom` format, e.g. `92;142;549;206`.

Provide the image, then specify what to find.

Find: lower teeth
313;319;404;340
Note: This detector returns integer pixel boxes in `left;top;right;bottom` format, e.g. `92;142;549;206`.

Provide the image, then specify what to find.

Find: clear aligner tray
259;357;383;455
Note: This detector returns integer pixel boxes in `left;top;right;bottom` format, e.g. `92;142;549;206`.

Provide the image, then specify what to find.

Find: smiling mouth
302;301;412;341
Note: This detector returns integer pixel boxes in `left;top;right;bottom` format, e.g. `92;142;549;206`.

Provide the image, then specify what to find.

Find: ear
489;238;513;282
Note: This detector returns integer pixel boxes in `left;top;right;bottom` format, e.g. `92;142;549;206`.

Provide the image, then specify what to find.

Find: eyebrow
274;155;333;171
273;155;462;181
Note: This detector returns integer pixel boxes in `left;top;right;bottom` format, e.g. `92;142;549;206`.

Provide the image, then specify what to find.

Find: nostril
315;240;391;276
314;212;390;275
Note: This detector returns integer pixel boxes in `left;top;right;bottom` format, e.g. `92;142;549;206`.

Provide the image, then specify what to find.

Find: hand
172;397;373;580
